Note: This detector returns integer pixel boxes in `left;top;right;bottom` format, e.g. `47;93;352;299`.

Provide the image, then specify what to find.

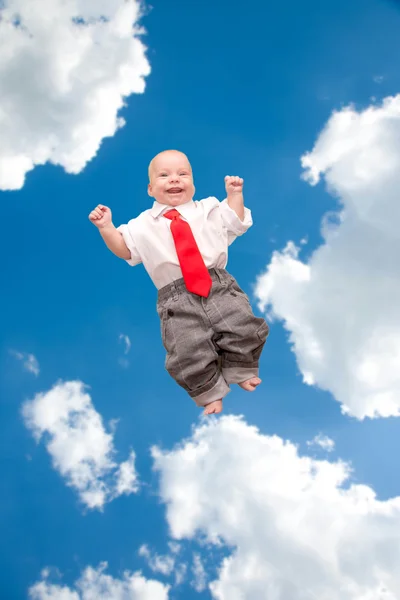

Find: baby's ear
147;183;153;197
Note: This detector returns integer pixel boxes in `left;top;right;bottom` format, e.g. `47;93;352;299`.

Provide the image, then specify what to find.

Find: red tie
164;209;212;297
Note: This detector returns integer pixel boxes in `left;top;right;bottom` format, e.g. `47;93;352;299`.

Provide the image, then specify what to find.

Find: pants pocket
157;303;172;352
228;278;252;305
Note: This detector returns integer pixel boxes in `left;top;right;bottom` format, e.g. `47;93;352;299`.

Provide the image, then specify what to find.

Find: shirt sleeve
219;198;253;245
116;220;142;267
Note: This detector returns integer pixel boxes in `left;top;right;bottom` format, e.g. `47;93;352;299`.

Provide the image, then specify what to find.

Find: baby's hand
88;204;112;229
225;175;244;195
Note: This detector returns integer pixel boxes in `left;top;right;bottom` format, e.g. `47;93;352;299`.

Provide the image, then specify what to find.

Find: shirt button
167;309;174;316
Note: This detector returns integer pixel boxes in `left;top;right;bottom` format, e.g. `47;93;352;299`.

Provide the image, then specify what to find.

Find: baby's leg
157;291;229;414
212;275;269;390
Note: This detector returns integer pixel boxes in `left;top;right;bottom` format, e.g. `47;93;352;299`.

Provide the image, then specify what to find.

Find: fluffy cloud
118;333;131;368
29;563;170;600
152;415;400;599
115;451;138;497
10;349;40;375
255;95;400;419
0;0;150;190
191;553;207;593
138;543;187;586
119;334;132;355
22;380;139;509
138;545;175;577
307;433;335;452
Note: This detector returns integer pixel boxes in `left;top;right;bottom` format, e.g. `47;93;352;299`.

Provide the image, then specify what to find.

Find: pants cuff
191;373;230;407
222;367;259;385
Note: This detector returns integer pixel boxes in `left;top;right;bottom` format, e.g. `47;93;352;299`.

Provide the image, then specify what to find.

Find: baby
89;150;269;414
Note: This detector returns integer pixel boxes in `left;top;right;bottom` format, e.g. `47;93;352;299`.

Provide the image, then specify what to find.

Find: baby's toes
204;400;223;415
250;378;261;389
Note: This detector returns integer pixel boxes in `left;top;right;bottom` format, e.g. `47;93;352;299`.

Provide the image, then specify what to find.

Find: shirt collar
150;199;195;219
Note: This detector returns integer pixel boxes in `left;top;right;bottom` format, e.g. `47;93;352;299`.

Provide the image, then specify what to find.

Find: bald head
147;149;195;207
148;150;191;181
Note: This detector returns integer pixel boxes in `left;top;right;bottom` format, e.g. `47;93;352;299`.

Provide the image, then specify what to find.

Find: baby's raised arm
88;204;131;260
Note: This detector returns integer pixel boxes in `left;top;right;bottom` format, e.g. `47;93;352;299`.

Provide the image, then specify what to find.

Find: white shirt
117;196;252;289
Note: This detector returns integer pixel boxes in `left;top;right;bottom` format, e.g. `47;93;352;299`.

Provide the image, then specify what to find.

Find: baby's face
148;151;195;207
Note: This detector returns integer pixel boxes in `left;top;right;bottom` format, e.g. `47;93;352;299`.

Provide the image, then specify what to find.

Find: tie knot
163;209;180;220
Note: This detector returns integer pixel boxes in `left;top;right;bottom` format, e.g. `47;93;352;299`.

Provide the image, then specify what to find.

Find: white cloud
119;334;132;355
173;563;187;587
29;563;170;600
0;0;150;190
138;544;187;586
114;451;139;496
307;434;335;452
191;553;207;593
255;95;400;419
118;334;131;367
138;545;175;577
152;415;400;599
21;380;139;510
167;542;181;555
10;349;40;376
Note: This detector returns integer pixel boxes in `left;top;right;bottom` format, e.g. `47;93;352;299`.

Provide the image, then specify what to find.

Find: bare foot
238;377;261;392
204;399;223;415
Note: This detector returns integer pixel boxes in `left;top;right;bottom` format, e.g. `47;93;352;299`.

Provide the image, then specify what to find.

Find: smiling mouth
168;188;183;194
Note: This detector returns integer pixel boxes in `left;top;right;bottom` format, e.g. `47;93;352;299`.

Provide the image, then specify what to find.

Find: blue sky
2;0;400;598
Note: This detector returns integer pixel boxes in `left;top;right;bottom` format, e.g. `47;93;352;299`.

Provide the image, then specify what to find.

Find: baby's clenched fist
88;204;112;229
225;175;244;195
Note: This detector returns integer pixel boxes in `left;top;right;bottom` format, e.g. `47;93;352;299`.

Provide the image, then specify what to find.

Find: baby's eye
159;173;167;177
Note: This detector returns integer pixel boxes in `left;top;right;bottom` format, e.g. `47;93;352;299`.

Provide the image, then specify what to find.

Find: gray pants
157;268;269;407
